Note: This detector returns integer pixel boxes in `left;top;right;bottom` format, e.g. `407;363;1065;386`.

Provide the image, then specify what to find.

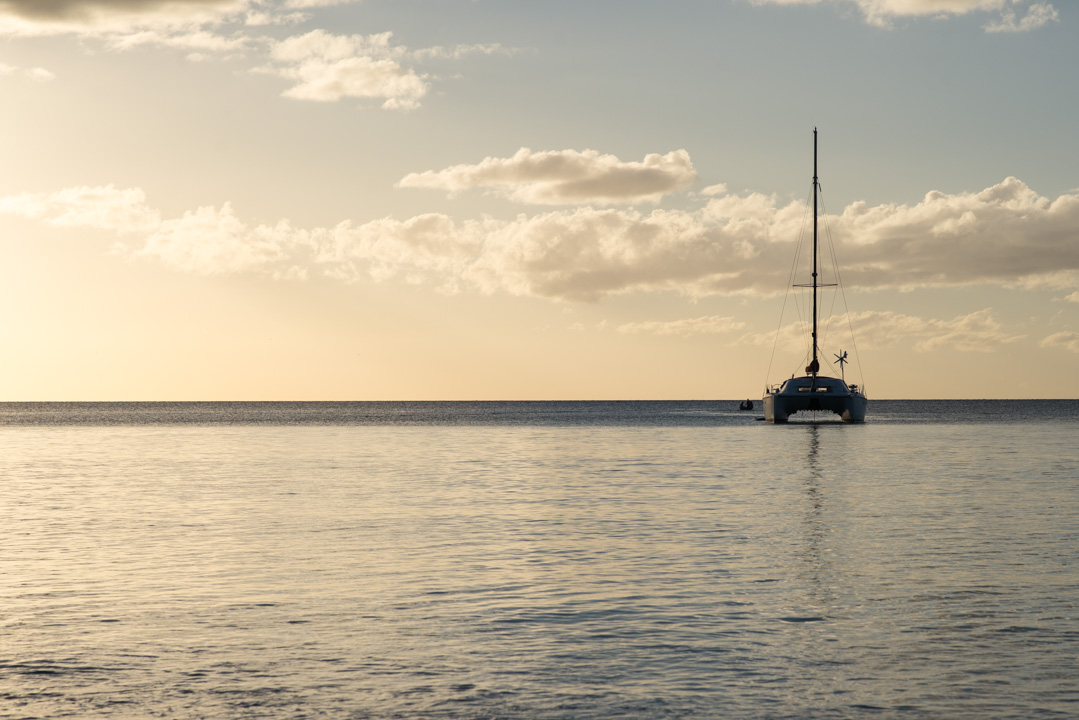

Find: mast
812;128;819;377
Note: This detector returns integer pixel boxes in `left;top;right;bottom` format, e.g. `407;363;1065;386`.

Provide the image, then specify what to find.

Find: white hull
763;375;866;423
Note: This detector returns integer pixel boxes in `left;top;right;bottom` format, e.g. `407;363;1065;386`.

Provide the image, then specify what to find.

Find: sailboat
763;129;867;423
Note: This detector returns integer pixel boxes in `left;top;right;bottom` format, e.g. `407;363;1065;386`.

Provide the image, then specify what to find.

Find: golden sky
0;0;1076;399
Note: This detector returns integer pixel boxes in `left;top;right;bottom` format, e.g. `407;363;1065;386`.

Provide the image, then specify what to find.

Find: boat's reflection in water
796;423;836;607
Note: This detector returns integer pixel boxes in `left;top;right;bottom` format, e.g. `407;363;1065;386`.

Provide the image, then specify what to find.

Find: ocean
2;401;1077;719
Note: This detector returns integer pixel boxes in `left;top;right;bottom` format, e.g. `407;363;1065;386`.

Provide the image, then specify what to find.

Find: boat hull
763;375;867;423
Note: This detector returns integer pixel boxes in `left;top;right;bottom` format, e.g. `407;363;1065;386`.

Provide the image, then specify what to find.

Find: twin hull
763;375;867;423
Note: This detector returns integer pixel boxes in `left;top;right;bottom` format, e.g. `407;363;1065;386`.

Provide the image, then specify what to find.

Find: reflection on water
2;417;1078;719
795;424;833;607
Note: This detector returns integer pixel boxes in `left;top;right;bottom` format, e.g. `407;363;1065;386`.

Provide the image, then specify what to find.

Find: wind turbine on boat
834;351;848;382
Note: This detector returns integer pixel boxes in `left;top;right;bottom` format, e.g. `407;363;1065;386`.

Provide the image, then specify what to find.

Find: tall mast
812;128;818;376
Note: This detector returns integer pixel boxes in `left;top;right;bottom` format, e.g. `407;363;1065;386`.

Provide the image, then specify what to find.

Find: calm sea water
2;401;1077;719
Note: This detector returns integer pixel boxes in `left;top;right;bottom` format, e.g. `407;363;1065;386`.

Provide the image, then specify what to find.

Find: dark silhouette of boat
763;130;867;423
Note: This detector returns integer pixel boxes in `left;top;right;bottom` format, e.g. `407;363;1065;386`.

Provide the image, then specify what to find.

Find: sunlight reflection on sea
2;402;1077;718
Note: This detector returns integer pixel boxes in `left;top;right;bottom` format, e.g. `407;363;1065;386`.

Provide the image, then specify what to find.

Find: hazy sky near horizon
1;0;1076;400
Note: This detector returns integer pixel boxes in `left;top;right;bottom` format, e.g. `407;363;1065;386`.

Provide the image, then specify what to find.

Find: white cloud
243;10;301;26
985;2;1059;32
0;61;55;80
27;66;56;80
106;28;249;53
0;4;509;105
1040;331;1079;353
316;214;483;288
618;315;746;336
398;148;698;205
750;0;1060;31
262;29;428;109
0;185;160;231
0;185;307;275
833;177;1079;291
138;202;306;274
5;176;1079;306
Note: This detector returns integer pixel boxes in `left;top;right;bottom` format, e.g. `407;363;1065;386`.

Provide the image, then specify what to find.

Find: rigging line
816;187;843;367
797;184;816;364
794;187;815;374
765;185;814;388
818;191;840;359
818;188;865;388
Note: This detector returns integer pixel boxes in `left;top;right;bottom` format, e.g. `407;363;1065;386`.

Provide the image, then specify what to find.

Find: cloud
0;0;267;63
106;27;249;53
5;176;1079;305
0;184;160;231
906;308;1024;352
316;214;483;288
700;183;728;196
851;308;1024;353
618;315;746;336
0;186;301;275
1;4;507;102
138;202;307;274
1040;331;1079;353
259;29;511;109
985;2;1059;32
283;0;356;7
744;308;1024;354
409;42;514;62
398;148;698;205
831;177;1079;292
750;0;1060;31
0;61;55;80
0;0;251;36
261;29;429;109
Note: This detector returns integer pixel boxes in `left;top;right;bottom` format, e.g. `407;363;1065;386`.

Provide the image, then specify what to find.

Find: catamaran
763;130;867;423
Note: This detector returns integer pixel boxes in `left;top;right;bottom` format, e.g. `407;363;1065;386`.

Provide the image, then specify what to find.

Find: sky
0;0;1076;400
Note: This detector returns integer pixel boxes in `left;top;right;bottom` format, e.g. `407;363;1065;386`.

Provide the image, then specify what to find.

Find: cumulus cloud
258;28;510;109
618;315;746;336
260;29;430;109
750;0;1060;31
831;177;1079;292
398;149;698;205
139;202;307;274
4;176;1079;305
1040;331;1079;353
315;213;483;288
